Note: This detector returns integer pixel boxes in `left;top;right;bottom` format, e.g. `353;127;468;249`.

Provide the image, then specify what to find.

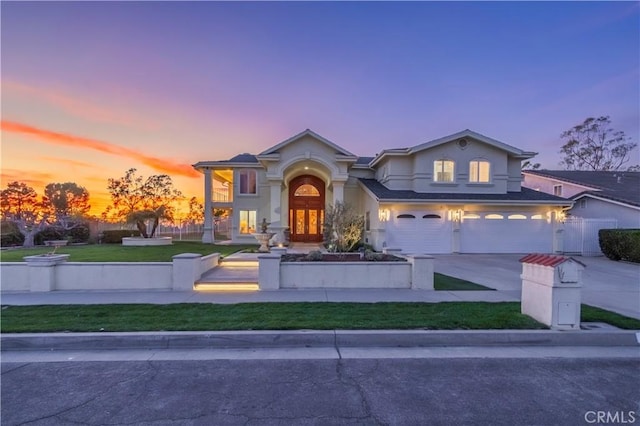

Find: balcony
213;188;232;204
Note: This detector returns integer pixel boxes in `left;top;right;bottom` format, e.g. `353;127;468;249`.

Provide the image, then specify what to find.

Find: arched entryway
289;175;325;243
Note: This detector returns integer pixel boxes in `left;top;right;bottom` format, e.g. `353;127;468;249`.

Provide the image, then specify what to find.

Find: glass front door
288;175;325;243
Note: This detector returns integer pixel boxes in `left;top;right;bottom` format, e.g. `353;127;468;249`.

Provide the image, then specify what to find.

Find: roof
519;254;585;267
358;179;571;204
259;129;356;157
523;170;640;207
355;156;375;166
370;129;537;167
225;153;259;163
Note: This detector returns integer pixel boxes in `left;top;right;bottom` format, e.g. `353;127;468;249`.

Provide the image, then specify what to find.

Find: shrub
323;202;364;253
102;229;142;244
599;229;640;263
351;242;375;253
34;226;64;245
66;225;90;243
1;221;24;247
305;250;324;261
364;250;385;261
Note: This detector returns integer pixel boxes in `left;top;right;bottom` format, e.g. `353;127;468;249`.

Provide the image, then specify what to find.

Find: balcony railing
213;188;232;203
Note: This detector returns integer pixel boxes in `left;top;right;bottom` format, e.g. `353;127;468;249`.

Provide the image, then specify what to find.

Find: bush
599;229;640;263
102;230;141;244
66;225;90;243
34;226;64;246
1;221;24;247
304;250;324;261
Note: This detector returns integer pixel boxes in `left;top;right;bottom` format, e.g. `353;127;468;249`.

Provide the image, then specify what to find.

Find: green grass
0;242;257;262
581;305;640;330
2;303;636;334
434;273;494;291
1;302;547;332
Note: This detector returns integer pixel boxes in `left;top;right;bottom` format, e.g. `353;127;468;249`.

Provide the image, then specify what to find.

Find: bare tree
559;116;637;171
323;202;364;253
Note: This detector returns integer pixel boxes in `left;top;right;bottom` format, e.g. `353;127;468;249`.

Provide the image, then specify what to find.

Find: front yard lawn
0;242;257;262
434;273;493;291
2;302;637;333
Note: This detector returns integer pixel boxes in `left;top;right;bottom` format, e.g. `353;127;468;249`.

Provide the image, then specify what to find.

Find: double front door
289;175;325;243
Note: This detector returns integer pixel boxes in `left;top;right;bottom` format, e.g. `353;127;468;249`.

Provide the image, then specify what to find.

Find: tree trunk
149;217;160;238
23;231;36;248
135;220;148;238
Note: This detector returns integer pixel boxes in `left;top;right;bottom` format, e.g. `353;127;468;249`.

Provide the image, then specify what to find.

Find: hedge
599;229;640;263
1;221;24;247
102;230;141;244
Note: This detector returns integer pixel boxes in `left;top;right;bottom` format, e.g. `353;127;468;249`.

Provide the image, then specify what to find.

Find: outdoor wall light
556;210;566;223
378;209;390;222
448;209;462;222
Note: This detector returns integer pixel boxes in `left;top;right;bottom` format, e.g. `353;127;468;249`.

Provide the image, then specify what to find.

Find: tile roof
524;170;640;207
358;179;570;203
519;254;585;267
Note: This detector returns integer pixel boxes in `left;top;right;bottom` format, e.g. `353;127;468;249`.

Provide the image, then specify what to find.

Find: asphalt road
2;356;638;425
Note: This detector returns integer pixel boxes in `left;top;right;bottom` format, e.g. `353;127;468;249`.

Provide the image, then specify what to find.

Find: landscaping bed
281;253;405;262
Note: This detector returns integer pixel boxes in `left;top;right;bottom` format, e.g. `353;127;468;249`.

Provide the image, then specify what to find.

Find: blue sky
2;1;638;210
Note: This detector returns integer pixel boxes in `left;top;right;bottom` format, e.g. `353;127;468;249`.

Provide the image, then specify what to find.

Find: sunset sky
2;2;638;216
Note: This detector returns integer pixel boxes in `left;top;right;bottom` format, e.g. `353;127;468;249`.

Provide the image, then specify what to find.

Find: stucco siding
569;197;640;228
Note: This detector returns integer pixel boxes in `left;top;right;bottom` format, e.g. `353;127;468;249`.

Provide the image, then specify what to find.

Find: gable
259;129;355;157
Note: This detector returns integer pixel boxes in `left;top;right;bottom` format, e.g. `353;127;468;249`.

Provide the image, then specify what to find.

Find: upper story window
553;184;562;196
239;169;257;195
434;160;455;182
469;160;490;183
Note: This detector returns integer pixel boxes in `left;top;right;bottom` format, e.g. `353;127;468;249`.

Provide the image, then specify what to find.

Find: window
508;214;527;220
294;184;320;197
434;160;455;182
553;184;562;196
239;210;256;234
239;170;257;195
423;214;442;219
531;214;544;220
485;214;503;220
397;214;416;219
469;160;490;183
463;213;480;220
365;211;370;231
579;199;587;209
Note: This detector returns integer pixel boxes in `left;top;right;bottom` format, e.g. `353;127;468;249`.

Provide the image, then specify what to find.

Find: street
2;354;638;425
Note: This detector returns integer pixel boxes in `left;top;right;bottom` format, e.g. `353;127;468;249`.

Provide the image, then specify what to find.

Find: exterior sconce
556;210;566;223
449;209;462;222
378;209;390;222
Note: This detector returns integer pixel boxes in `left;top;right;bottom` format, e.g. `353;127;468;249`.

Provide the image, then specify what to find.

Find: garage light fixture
378;209;390;222
448;209;462;222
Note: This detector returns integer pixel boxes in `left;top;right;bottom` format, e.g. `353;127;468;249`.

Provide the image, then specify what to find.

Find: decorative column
269;181;285;245
332;181;344;205
202;169;214;244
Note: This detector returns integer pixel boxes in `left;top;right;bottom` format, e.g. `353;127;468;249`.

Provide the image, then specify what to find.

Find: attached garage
385;211;452;254
460;213;553;253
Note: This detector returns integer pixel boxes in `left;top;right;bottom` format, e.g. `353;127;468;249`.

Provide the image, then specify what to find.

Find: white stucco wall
280;262;412;289
55;263;173;290
569;197;640;228
1;263;29;291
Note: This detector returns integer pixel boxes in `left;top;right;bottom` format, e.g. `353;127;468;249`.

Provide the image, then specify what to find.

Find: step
194;282;259;292
219;257;259;267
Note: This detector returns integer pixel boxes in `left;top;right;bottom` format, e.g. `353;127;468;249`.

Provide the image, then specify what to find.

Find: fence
563;217;618;256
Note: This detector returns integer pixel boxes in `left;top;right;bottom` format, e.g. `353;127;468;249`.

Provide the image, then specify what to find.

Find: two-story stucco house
193;129;570;254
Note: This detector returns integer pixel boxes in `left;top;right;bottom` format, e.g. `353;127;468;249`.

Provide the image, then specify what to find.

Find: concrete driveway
433;254;640;320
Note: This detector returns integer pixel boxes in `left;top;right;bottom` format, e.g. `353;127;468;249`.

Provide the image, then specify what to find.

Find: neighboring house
522;170;640;228
193;129;570;254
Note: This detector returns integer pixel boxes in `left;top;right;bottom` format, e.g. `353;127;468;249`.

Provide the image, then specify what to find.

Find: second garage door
460;213;553;253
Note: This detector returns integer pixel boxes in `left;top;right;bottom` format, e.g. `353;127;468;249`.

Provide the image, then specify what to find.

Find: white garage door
385;211;452;254
460;213;552;253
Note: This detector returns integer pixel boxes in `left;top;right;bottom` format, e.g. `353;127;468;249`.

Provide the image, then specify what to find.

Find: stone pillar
258;254;281;290
520;254;584;330
24;254;69;292
407;255;434;290
332;181;344;205
202;169;214;244
172;253;202;291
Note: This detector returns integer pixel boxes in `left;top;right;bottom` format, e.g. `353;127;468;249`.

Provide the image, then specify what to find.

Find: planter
122;237;173;246
252;232;276;252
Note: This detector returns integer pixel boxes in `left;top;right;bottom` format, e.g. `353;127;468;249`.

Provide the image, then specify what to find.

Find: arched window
508;214;527;220
434;160;455;182
485;214;504;220
294;184;320;197
397;214;416;219
469;160;490;183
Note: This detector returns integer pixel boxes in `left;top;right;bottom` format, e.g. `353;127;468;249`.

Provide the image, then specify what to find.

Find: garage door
385;211;452;254
460;213;552;253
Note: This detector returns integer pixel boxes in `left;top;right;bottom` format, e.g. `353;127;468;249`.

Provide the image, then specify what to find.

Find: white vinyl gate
563;217;618;256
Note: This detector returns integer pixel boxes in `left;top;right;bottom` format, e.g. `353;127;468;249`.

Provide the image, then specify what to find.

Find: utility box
520;254;585;331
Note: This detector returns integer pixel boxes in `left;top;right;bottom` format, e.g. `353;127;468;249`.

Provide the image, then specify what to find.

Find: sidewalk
0;288;521;305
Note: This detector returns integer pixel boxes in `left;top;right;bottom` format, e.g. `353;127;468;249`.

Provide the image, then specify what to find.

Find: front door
289;175;325;243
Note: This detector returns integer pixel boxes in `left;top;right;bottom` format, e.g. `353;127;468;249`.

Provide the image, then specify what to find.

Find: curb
2;330;639;351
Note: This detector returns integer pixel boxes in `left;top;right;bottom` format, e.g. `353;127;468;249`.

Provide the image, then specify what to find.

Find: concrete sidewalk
0;288;521;305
